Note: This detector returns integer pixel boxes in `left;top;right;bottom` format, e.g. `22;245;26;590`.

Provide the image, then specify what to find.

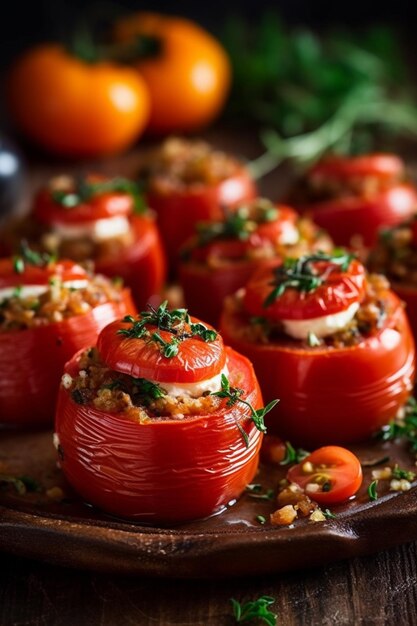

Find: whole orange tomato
114;13;231;133
8;45;150;157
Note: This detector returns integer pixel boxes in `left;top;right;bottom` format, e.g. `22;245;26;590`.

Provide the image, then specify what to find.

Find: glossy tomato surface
220;291;415;446
303;184;417;248
287;446;363;504
95;214;166;310
147;165;257;270
0;290;135;427
55;347;263;523
310;154;404;180
8;45;149;157
114;12;230;134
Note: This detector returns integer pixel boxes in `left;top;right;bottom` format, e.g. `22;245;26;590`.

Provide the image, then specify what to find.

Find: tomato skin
97;314;225;383
302;184;417;248
114;13;231;134
94;215;166;310
147;166;257;269
310;154;404;180
8;45;150;157
220;291;415;446
287;446;363;504
0;258;88;288
0;290;136;427
243;258;366;322
54;347;263;523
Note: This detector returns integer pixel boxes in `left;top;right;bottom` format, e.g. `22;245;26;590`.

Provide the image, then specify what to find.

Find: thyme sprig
13;241;56;275
377;397;417;454
231;596;277;626
279;441;310;466
212;374;279;437
52;176;145;214
368;480;378;501
264;250;355;307
117;302;218;358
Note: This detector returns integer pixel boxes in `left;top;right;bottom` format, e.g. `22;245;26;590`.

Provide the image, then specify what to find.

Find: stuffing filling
0;276;124;331
140;137;242;193
227;273;390;348
62;348;222;423
368;221;417;286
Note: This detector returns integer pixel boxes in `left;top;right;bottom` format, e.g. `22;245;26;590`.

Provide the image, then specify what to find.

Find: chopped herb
246;483;263;493
19;476;42;492
0;474;37;495
361;456;390;468
212;374;279;439
246;488;275;501
12;242;56;275
307;332;321;347
190;322;218;342
391;465;416;481
13;257;24;274
150;332;179;358
256;515;267;525
264;251;355;307
231;596;277;626
323;508;337;519
368;480;378;501
377;397;417;454
280;441;310;466
132;378;166;400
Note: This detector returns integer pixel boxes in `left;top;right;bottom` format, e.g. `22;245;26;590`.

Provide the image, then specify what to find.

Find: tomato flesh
287;446;363;504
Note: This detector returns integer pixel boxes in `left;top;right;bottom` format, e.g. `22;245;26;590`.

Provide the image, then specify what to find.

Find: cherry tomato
296;154;417;247
221;290;415;446
287;446;363;504
8;45;150;157
243;256;366;322
55;346;263;523
114;12;231;134
0;258;136;427
97;314;225;383
147;164;256;271
31;176;166;310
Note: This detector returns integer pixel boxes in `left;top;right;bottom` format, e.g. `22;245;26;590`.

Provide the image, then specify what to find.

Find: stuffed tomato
54;302;274;523
179;198;332;326
368;216;417;341
0;247;135;427
291;153;417;248
9;173;166;309
220;251;415;446
140;137;257;270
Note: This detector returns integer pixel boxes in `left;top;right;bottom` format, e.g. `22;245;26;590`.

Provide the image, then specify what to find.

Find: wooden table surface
1;129;417;626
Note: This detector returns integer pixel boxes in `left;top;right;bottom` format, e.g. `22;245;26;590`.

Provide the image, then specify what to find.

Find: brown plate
0;429;416;578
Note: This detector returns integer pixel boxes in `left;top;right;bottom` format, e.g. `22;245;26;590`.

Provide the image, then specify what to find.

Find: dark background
1;0;416;69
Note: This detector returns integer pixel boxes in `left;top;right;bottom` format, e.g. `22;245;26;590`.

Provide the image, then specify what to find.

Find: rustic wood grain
1;542;417;626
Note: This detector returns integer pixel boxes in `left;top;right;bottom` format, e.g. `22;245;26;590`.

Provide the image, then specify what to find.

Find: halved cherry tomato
221;290;415;445
8;45;150;157
296;154;417;247
0;259;136;427
147;163;256;271
97;314;225;383
243;256;366;321
114;12;231;134
287;446;363;504
55;346;263;523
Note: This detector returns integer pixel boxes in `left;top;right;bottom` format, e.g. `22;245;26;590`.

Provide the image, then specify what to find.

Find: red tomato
297;154;417;247
287;446;363;504
97;314;225;383
94;214;166;310
0;258;88;288
0;287;136;428
54;346;263;523
220;290;415;445
34;176;134;224
147;164;257;270
243;256;366;321
310;154;404;180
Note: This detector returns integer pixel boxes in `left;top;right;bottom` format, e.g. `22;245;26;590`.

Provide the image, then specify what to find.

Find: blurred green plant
222;14;417;177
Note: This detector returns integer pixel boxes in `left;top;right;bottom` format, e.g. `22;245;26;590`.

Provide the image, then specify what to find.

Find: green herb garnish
368;480;378;501
280;441;310;466
323;508;337;519
231;596;277;626
264;251;354;307
377;397;417;454
132;378;166;400
256;515;267;525
52;176;145;214
391;465;416;481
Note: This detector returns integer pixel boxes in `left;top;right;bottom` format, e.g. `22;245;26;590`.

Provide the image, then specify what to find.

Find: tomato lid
244;251;366;321
310;154;404;181
97;302;226;383
33;174;143;225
